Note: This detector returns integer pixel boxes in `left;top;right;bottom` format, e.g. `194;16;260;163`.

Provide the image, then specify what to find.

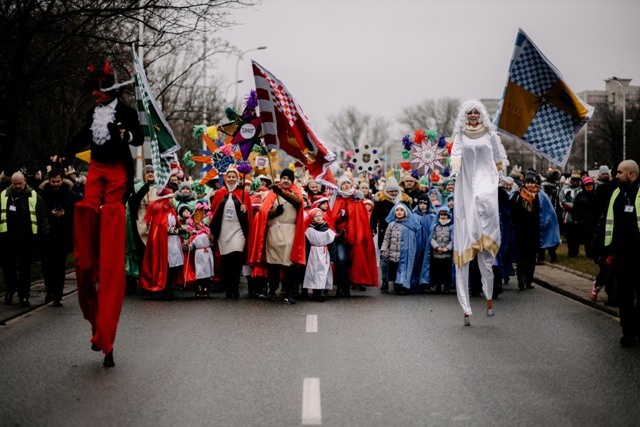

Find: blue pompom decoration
411;169;420;179
402;135;413;150
437;135;447;148
442;167;451;177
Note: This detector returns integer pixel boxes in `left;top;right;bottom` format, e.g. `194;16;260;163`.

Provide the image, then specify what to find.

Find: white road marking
302;378;322;425
306;314;318;333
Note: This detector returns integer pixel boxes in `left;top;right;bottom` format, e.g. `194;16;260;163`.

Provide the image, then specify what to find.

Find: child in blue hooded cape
427;187;444;211
411;194;435;292
423;206;455;293
381;203;421;294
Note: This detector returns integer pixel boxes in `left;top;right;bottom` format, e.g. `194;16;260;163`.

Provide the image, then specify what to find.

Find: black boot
162;287;175;301
103;350;115;368
380;281;389;293
4;292;14;306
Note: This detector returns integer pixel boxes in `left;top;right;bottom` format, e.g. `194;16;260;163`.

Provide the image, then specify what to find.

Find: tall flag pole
494;29;593;168
132;45;180;191
251;60;337;192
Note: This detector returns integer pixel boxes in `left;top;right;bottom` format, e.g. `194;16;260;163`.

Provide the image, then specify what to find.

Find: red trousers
75;161;127;355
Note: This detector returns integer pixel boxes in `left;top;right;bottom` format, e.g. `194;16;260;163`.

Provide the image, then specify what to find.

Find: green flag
132;46;180;191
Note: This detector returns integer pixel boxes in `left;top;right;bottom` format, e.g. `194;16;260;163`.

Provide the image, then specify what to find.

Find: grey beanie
385;177;401;192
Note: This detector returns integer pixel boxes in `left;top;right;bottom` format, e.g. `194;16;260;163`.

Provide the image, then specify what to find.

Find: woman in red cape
209;167;253;299
248;169;306;303
329;175;379;297
139;188;182;300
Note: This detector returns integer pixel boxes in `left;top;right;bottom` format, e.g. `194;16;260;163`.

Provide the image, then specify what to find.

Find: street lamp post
225;79;243;102
610;77;626;160
234;46;267;109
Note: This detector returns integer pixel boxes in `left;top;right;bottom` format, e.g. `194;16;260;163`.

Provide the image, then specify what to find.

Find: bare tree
589;103;640;168
326;106;391;152
0;0;256;172
398;97;460;136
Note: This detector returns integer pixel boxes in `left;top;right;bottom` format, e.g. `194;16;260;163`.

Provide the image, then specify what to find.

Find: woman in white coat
450;99;509;325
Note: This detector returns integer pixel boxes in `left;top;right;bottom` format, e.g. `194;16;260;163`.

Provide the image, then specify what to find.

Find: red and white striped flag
252;61;336;187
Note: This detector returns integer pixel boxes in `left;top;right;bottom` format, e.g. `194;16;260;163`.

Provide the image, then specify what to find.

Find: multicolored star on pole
190;125;241;185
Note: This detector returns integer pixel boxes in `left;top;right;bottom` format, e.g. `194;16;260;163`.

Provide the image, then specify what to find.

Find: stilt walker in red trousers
53;62;143;367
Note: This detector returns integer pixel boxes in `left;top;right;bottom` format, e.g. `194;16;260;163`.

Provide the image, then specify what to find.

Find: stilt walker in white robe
450;99;509;325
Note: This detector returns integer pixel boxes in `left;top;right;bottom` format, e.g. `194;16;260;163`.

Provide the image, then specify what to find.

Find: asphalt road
1;284;639;426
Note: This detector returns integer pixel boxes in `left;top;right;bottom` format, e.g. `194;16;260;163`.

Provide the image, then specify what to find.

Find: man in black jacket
604;160;640;347
39;168;81;307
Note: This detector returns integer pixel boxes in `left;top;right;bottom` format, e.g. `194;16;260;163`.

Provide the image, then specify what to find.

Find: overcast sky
216;0;639;140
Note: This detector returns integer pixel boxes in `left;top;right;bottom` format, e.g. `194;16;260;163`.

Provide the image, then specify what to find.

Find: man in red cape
329;175;379;297
248;168;306;304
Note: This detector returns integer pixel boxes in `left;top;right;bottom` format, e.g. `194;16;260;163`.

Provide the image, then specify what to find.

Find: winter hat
144;165;155;173
312;195;328;204
598;165;611;176
224;165;239;177
179;182;192;191
304;207;331;230
249;177;262;193
280;168;295;182
337;175;353;188
385;177;401;192
178;204;192;218
401;174;418;185
501;176;515;186
256;174;273;185
524;172;539;184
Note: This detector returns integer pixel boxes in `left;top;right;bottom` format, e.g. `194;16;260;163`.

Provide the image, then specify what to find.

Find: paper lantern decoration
410;136;447;176
348;144;381;173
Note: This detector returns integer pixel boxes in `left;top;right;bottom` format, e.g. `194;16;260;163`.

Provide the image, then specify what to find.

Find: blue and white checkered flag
494;29;594;167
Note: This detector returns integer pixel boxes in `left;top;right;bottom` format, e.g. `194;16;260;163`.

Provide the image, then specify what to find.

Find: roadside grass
545;242;599;277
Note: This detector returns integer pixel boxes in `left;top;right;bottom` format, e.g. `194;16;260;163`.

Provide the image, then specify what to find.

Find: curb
532;272;619;318
541;261;596;281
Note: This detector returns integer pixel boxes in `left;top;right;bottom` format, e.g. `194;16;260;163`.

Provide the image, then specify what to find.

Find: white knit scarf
463;123;487;139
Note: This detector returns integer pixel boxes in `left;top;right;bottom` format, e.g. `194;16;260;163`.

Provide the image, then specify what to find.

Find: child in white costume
450;99;509;325
303;208;336;302
186;201;214;298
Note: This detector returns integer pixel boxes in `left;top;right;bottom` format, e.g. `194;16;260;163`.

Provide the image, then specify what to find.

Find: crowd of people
2;88;639;371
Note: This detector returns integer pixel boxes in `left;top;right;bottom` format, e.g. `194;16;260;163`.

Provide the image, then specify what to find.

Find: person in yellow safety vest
603;160;640;347
0;171;50;307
